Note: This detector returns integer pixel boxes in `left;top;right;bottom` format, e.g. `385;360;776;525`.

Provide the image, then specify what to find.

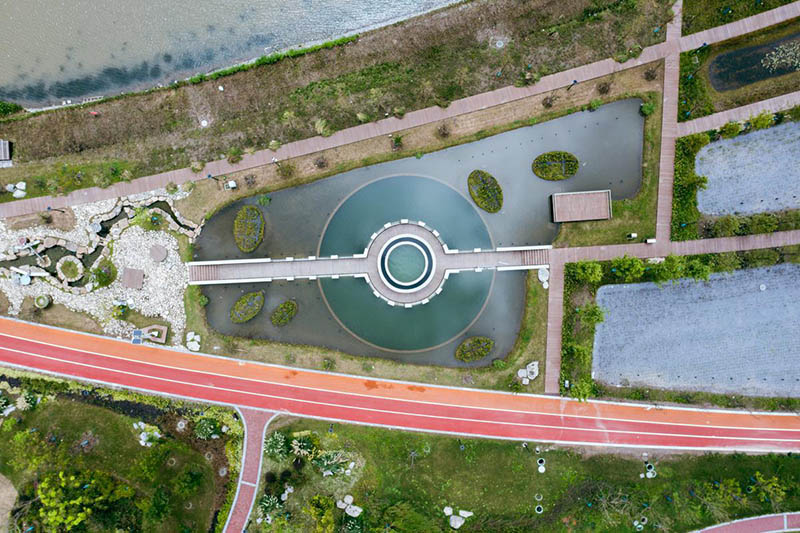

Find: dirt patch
0;473;17;533
4;207;76;231
73;430;100;454
0;291;9;315
17;297;103;335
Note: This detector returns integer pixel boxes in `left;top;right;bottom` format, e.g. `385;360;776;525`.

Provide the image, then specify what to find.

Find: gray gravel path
592;263;800;397
696;121;800;216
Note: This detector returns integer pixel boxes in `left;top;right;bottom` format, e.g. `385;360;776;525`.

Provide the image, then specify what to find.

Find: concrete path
695;512;800;532
678;89;800;136
2;2;797;219
222;408;275;533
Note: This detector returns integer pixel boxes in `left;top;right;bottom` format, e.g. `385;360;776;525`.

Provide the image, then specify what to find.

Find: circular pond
319;175;493;351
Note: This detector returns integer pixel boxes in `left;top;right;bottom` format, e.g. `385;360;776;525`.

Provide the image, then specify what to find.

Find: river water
0;0;457;106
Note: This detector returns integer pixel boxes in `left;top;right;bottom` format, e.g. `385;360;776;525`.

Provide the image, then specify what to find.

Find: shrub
639;101;655;116
596;82;610;94
264;431;289;460
491;359;507;370
227;147;243;164
719;121;742;139
291;436;316;457
194;417;220;440
391;135;403;150
356;112;370;123
750;111;774;130
270;300;298;326
712;252;741;272
0;100;23;117
778;210;800;231
436;123;450;138
257;194;271;207
712;215;741;237
314;156;328;169
741;249;780;268
257;494;282;518
542;95;555;108
644;67;658;81
589;99;602;111
112;304;129;320
532;151;579;181
562;342;592;369
611;255;644;282
232;205;264;252
277;162;296;179
577;303;604;325
165;181;178;194
322;358;335;371
671;134;709;240
686;258;712;281
572;260;603;285
314;118;332;137
230;291;265;323
312;450;347;474
268;140;282;151
455;336;494;362
743;213;778;234
467;170;503;213
652;254;686;284
92;259;117;287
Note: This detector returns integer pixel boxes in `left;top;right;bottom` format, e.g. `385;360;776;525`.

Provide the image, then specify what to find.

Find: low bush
671;133;709;240
639;101;655;116
270;300;298;326
467;170;503;213
610;255;644;282
678;47;714;122
230;291;265;323
194;417;220;440
741;249;780;268
532;151;579;180
455;336;494;362
92;259;117;288
226;147;243;164
750;111;774;130
232;205;264;253
719;121;742;138
572;260;603;285
0;100;23;117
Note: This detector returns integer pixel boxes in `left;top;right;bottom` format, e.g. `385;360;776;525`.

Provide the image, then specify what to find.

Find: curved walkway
695;512;800;532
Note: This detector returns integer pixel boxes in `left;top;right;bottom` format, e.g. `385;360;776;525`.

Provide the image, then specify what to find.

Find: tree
712;252;740;273
718;121;742;138
303;495;335;533
38;470;134;531
611;255;644;283
753;471;786;511
652;254;686;285
578;303;605;325
745;213;778;234
194;417;220;440
572;260;603;285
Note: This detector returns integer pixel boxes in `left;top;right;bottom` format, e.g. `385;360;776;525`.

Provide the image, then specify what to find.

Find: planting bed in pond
708;31;800;91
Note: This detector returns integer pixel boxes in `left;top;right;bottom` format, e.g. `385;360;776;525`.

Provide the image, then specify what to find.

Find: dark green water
387;244;425;283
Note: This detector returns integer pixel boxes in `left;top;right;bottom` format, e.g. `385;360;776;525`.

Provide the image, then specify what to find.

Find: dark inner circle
380;236;434;290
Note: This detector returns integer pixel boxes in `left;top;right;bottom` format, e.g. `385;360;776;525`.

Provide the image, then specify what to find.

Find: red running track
696;512;800;532
0;317;798;453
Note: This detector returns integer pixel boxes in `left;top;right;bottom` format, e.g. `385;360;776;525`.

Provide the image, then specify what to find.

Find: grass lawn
0;396;217;531
552;91;661;247
678;18;800;122
682;0;796;35
249;418;800;532
0;0;673;202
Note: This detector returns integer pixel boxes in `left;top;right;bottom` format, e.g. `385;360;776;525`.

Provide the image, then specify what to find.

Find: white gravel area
696;121;800;215
592;264;800;397
0;187;193;344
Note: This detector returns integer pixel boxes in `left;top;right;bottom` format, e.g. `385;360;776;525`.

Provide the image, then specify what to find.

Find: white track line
2;331;798;433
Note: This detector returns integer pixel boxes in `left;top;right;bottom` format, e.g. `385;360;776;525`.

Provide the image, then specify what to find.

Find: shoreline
12;0;465;112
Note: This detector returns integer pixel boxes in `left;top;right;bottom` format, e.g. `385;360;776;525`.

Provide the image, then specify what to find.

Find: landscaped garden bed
0;371;242;532
682;0;796;35
233;205;265;253
560;248;800;409
249;418;800;532
532;151;579;180
455;336;494;362
467;170;503;213
270;300;298;326
672;106;800;240
230;290;265;323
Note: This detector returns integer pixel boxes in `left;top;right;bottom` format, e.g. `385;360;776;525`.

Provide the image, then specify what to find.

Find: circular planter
34;295;51;309
56;256;84;282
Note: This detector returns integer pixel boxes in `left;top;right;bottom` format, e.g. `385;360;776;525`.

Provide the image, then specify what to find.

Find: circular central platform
364;222;447;306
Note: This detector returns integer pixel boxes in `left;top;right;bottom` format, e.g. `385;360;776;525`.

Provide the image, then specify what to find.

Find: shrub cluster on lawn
532;151;579;180
455;336;494;362
232;205;264;253
230;290;265;324
270;300;298;327
467;170;503;213
0;100;23;117
19;160;135;199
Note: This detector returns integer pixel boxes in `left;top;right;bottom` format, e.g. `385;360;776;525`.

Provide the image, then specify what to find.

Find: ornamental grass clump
455;336;494;362
233;205;264;252
230;290;265;323
532;151;579;180
270;300;298;326
467;170;503;213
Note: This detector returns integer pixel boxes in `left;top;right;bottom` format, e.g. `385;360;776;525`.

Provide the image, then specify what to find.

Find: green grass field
249;419;800;532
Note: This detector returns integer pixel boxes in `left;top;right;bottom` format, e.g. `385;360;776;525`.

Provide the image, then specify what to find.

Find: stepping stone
187;341;201;352
345;505;363;518
443;506;453;516
336;500;347;509
343;494;353;505
449;515;465;529
150;244;168;262
458;510;473;518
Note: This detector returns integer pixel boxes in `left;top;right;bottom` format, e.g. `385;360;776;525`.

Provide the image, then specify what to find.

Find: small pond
194;99;645;366
708;31;800;92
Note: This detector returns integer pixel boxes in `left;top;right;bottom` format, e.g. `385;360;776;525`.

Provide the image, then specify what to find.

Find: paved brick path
695;512;800;532
678;89;800;136
224;408;275;533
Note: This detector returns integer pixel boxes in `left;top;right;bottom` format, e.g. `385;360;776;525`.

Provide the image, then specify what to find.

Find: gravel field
592;264;800;397
696;121;800;216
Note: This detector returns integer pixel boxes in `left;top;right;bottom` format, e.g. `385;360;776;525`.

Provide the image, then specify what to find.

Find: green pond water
387;244;426;283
